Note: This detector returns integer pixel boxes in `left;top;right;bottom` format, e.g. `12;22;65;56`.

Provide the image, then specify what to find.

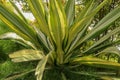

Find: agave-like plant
1;0;120;80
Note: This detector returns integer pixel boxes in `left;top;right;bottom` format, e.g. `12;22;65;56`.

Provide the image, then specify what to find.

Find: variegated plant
0;0;120;80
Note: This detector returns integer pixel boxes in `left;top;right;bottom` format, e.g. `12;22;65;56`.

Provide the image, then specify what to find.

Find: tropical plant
0;0;120;80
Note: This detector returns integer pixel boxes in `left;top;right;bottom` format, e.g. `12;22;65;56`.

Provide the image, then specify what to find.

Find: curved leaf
79;6;120;45
35;54;48;80
72;56;120;70
83;26;120;53
0;3;36;41
9;0;28;23
0;32;36;49
27;0;50;36
95;47;120;56
68;0;108;48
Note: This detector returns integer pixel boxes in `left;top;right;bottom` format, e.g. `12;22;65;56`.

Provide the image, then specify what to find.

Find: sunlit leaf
72;56;120;70
9;0;28;23
35;54;48;80
9;49;44;62
27;0;50;36
0;32;36;49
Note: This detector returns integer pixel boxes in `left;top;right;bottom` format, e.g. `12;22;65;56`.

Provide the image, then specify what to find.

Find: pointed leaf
79;6;120;45
67;0;108;52
0;32;24;40
83;26;120;53
68;0;108;43
9;49;44;62
27;0;50;36
35;55;48;80
89;39;120;54
0;32;36;49
96;47;120;56
48;0;66;64
48;0;67;42
35;27;51;50
72;56;120;70
9;0;28;23
65;0;75;27
0;3;36;41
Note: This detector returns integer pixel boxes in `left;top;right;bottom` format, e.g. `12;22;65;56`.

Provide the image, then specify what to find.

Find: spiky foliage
0;0;120;80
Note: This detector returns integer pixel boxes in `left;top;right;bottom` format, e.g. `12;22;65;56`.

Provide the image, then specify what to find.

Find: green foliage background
0;20;36;80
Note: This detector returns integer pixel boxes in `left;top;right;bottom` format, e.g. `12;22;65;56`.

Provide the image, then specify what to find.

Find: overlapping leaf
82;26;120;54
0;3;36;41
48;0;66;64
79;6;120;45
65;0;109;54
35;54;48;80
27;0;50;37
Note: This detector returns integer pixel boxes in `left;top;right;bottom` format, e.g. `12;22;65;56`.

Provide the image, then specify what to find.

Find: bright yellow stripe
0;14;30;40
55;1;67;40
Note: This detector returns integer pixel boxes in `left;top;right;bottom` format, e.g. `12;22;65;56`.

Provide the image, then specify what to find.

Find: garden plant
0;0;120;80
